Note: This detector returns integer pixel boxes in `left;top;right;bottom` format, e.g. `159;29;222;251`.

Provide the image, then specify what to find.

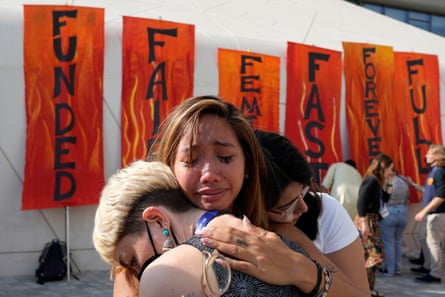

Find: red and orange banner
218;48;280;132
393;52;442;202
343;42;395;174
121;17;195;167
22;5;104;210
285;42;342;183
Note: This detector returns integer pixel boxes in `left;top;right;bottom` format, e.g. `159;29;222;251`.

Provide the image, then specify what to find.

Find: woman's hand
198;215;371;297
196;216;317;293
358;217;371;239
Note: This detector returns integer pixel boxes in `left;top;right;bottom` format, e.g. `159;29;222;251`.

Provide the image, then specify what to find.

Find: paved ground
373;256;445;297
0;256;444;296
0;270;112;297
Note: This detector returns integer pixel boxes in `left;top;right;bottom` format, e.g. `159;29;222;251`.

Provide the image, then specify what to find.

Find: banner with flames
342;42;395;175
393;52;442;202
21;9;443;207
218;48;280;132
121;16;195;167
22;5;104;210
285;42;342;183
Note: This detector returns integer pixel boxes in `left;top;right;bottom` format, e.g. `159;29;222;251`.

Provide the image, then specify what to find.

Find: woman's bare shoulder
139;245;203;297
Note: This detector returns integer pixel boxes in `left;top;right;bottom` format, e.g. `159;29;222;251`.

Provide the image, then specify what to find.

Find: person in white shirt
321;160;362;219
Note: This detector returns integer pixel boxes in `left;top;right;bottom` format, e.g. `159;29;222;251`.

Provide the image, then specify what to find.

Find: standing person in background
380;171;424;277
356;153;394;297
321;160;362;219
413;144;445;283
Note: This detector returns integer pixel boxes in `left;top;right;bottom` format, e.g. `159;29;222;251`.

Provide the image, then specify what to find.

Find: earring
162;228;175;251
244;173;249;179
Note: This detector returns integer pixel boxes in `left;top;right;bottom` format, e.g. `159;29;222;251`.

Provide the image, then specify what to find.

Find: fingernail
243;216;254;233
200;237;213;246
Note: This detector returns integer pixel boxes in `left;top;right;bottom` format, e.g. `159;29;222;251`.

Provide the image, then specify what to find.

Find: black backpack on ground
35;239;67;284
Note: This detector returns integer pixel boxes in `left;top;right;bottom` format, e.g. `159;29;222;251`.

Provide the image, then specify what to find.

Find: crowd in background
322;144;445;297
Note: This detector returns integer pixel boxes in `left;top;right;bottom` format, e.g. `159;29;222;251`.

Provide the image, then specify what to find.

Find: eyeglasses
201;250;232;296
269;184;310;218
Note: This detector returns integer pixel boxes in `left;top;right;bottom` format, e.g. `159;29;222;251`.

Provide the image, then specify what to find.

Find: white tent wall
1;0;444;277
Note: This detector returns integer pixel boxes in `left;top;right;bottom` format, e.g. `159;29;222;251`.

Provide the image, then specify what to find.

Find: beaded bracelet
306;260;322;297
315;267;333;297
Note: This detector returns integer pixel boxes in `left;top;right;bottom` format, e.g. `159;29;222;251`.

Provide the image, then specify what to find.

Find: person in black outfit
355;154;394;297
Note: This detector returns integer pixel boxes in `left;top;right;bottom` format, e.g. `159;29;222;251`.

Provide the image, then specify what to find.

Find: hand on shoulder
197;216;316;291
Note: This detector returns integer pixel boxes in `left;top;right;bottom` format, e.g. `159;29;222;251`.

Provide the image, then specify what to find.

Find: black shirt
357;175;382;217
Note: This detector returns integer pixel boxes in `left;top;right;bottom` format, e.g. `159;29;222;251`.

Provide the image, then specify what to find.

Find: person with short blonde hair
93;161;188;268
93;160;312;297
414;144;445;283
